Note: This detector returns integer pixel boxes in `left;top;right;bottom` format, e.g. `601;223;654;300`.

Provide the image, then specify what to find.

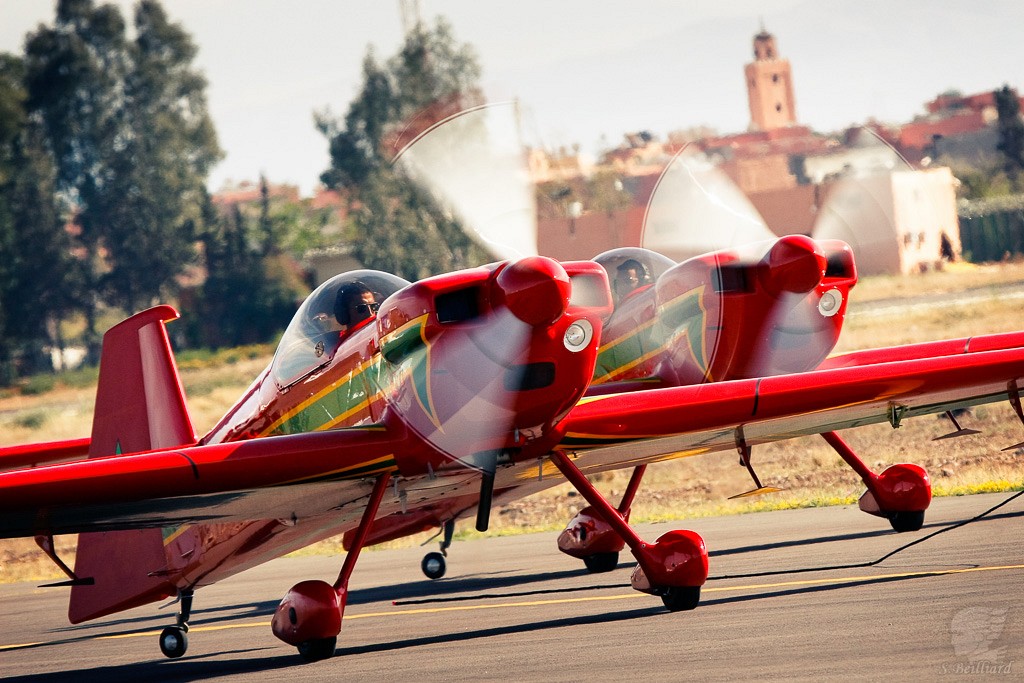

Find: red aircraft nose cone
493;256;571;326
762;234;827;294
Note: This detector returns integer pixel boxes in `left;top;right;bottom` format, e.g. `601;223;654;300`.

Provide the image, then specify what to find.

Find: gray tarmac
1;492;1022;681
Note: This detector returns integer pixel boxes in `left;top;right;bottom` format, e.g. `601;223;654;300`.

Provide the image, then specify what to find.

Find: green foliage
188;190;306;348
0;0;224;385
942;156;1013;200
19;375;56;397
0;52;75;381
99;0;222;312
318;19;490;280
21;0;221;350
0;54;22;382
14;411;49;429
56;364;99;389
176;343;274;370
351;170;486;280
995;85;1024;190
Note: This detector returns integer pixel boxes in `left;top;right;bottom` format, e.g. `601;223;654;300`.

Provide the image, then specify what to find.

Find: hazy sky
3;1;1023;196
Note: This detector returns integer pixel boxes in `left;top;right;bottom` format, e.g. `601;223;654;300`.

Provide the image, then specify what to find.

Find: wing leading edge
557;342;1024;474
0;426;404;539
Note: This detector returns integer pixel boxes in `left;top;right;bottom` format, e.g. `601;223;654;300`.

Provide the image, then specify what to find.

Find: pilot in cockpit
334;283;379;333
308;283;379;359
613;258;650;303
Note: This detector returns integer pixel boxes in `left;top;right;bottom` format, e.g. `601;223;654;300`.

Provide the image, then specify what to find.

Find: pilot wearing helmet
333;283;380;333
308;282;380;358
613;258;650;303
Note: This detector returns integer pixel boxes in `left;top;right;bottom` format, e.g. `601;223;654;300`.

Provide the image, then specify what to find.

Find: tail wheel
422;551;447;579
888;510;925;533
661;585;701;612
159;626;188;659
582;552;620;573
297;636;337;662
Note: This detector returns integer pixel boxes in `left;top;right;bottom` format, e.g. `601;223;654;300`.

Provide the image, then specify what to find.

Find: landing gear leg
822;431;931;532
550;453;707;608
272;473;392;662
422;519;454;580
159;588;193;659
558;465;647;572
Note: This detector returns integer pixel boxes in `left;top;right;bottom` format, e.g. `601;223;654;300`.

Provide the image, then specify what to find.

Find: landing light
564;320;593;352
818;289;843;317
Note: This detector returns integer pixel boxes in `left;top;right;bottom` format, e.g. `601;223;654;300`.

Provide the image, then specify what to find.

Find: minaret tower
744;27;797;131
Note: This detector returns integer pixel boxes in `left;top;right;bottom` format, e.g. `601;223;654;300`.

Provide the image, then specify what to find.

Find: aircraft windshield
594;248;675;304
271;270;410;388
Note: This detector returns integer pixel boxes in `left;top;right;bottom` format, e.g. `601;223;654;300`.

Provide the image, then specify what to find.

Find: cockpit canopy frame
270;270;410;389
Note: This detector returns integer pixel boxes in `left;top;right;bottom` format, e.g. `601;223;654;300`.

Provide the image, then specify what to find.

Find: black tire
661;585;701;612
297;636;337;662
159;626;188;659
889;510;925;533
582;552;619;573
422;551;447;580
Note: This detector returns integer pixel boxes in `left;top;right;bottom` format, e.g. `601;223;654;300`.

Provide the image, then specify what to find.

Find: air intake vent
825;252;854;278
436;286;481;324
713;264;754;293
504;362;556;392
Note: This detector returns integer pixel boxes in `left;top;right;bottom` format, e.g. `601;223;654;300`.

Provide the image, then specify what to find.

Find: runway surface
1;492;1022;681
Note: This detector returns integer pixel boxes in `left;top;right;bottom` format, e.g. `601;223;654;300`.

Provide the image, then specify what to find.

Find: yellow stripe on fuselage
260;354;383;437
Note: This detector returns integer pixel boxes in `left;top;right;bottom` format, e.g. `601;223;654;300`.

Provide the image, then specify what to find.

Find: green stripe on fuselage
594;286;707;383
269;355;387;436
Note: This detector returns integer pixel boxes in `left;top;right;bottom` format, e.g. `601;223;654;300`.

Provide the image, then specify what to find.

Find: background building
536;27;965;276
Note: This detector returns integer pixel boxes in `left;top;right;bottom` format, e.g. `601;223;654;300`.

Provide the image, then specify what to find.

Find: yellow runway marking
3;563;1022;651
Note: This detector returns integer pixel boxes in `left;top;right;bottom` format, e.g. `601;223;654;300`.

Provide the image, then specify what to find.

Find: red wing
557;341;1024;473
0;437;92;469
0;427;405;539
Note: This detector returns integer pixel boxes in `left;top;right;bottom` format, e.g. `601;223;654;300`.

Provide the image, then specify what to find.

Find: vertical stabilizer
70;305;196;623
88;305;196;456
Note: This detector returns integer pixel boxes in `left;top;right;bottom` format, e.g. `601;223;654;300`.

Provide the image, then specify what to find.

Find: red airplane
2;107;1023;664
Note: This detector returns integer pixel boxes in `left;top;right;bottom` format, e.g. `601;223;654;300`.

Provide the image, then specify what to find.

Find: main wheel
297;636;337;662
661;585;701;612
159;626;188;659
422;551;446;579
888;510;925;533
582;551;619;573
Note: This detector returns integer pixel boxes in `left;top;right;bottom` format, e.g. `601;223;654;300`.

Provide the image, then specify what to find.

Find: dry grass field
3;260;1024;581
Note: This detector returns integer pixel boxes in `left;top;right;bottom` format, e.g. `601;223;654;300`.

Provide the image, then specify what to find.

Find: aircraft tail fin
69;305;196;623
86;304;197;457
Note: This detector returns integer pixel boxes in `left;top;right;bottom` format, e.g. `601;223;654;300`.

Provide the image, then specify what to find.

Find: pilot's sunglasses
355;302;380;314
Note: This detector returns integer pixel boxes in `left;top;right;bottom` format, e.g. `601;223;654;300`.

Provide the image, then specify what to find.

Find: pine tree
319;19;489;280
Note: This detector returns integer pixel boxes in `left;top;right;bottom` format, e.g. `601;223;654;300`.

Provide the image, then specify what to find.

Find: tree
190;191;306;348
995;85;1024;191
0;53;76;381
23;0;130;355
317;53;395;192
99;0;221;312
319;19;489;280
0;53;23;382
23;0;221;349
